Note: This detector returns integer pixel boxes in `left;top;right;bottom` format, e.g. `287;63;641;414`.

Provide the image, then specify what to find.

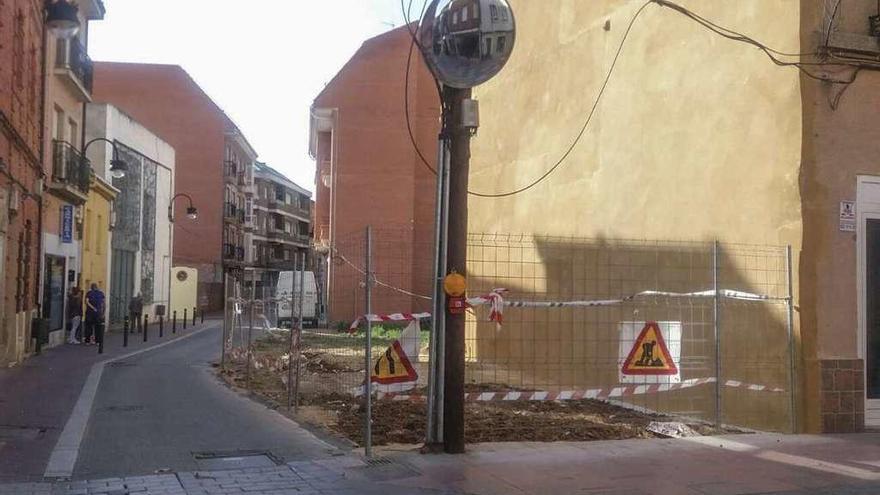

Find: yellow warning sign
371;341;418;385
621;322;678;376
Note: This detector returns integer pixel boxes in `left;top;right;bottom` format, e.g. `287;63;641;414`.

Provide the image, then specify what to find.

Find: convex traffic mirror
419;0;516;89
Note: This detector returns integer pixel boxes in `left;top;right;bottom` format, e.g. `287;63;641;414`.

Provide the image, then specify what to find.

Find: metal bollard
159;315;164;338
201;307;205;324
192;307;197;326
183;308;188;330
144;314;149;342
97;322;104;354
172;310;177;333
123;315;129;348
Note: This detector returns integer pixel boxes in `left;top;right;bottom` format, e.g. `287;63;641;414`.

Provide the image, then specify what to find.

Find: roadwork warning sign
371;341;418;385
619;321;681;384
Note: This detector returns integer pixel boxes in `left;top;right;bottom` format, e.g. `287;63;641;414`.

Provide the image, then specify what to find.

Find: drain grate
365;457;394;467
193;450;281;470
0;425;48;441
357;458;420;481
107;362;136;368
100;405;145;413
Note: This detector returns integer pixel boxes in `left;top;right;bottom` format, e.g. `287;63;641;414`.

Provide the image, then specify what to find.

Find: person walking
84;283;106;346
129;292;144;333
66;286;83;344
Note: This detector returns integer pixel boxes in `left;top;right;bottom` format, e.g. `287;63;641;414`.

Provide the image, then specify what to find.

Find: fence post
294;254;305;412
183;308;188;329
246;273;255;392
123;315;129;348
144;314;149;343
786;245;797;433
364;226;373;458
287;264;295;410
713;240;721;427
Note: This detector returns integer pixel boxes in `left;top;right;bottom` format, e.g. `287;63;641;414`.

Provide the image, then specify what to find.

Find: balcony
223;203;241;224
266;200;311;220
224;161;243;185
49;141;91;204
55;37;93;99
265;228;311;247
222;243;246;265
243;214;255;232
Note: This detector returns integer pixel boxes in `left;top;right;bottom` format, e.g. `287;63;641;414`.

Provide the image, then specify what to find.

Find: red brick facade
0;0;47;364
312;26;440;322
91;62;237;310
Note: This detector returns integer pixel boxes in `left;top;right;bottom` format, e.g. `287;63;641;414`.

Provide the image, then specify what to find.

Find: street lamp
83;137;127;179
168;193;198;223
45;0;80;40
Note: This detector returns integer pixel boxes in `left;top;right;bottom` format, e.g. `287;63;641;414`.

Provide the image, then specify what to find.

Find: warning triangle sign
621;322;678;376
371;340;418;385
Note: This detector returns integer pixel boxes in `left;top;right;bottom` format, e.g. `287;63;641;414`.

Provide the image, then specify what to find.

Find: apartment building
310;25;440;322
92;62;256;310
0;0;47;364
40;0;105;346
250;162;311;271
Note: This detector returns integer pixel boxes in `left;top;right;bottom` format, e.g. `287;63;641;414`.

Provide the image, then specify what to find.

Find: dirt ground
218;330;737;447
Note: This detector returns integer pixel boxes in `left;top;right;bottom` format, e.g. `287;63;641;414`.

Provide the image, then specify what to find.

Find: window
501;7;508;21
484;38;493;57
473;3;479;19
275;187;284;201
84;208;93;251
497;36;506;54
68;118;78;147
453;11;459;24
462;7;468;22
96;215;104;255
490;4;498;21
53;107;64;141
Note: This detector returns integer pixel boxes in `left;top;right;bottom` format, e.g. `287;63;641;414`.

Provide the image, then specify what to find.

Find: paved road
0;321;215;483
73;324;339;480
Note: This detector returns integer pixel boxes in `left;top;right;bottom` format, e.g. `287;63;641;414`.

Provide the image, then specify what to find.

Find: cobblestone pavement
0;458;450;495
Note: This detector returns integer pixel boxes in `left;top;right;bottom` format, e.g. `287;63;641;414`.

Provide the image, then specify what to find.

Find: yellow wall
465;0;805;431
81;178;115;297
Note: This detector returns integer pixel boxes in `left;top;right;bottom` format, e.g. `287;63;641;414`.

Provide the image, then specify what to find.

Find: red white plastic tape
375;377;785;402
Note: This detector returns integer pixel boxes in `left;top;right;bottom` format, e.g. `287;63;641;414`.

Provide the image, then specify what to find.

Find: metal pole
201;307;205;324
247;271;255;392
437;139;450;443
193;306;197;326
183;308;188;329
294;254;305;412
123;315;129;347
287;263;296;411
786;245;797;433
173;310;177;333
220;270;228;368
159;315;164;338
713;240;721;427
144;314;149;343
97;320;104;354
427;134;448;446
364;226;373;458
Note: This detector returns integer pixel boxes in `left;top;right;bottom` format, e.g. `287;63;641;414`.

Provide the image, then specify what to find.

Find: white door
857;177;880;426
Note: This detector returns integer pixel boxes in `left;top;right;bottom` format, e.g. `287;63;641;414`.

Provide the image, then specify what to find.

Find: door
43;256;66;331
867;218;880;424
110;249;135;323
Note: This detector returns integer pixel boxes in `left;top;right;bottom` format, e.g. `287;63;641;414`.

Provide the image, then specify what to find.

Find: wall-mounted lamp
169;193;198;223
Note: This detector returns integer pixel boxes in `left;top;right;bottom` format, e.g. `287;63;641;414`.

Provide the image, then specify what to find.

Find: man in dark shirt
84;283;105;345
129;292;144;333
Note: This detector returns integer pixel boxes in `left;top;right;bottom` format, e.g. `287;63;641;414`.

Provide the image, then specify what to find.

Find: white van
277;271;318;327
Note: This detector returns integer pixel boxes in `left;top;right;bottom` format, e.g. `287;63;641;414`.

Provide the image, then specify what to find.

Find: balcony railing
51;140;91;197
56;37;93;93
223;203;240;222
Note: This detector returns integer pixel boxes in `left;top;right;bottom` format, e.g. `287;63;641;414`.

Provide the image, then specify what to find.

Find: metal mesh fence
220;230;795;448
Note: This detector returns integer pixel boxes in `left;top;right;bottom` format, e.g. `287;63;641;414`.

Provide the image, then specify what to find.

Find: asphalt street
73;324;339;480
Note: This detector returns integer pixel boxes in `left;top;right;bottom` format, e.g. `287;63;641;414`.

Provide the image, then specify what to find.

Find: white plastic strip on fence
374;377;786;402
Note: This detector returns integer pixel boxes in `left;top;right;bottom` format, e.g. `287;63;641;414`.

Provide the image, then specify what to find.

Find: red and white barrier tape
375;377;785;402
348;312;432;332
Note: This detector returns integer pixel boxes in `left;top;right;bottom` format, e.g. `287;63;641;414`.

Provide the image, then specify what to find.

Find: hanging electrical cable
400;0;869;200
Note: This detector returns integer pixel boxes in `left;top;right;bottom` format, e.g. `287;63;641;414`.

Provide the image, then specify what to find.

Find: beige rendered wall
466;0;805;430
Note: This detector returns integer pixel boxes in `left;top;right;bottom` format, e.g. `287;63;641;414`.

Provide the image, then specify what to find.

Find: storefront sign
61;205;74;243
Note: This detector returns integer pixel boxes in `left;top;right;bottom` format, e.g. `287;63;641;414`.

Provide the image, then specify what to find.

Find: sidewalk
4;433;880;494
0;319;221;483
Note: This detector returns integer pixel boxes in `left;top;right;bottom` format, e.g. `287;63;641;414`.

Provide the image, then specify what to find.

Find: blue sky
90;1;421;194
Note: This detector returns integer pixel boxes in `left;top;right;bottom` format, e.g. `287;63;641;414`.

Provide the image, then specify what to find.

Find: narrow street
73;324;340;480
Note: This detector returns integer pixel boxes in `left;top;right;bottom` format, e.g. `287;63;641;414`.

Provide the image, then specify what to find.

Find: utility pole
443;86;472;454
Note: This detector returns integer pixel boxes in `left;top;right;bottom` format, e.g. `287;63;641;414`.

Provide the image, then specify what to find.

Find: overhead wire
400;0;867;199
